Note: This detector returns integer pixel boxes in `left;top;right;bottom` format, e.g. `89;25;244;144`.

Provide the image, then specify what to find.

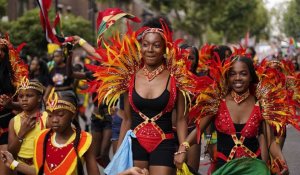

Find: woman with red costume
0;37;28;175
174;50;295;174
73;16;197;174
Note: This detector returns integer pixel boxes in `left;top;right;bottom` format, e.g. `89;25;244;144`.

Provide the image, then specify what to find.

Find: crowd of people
0;13;299;175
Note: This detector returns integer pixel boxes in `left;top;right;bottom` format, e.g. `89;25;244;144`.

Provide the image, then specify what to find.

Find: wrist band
79;38;87;46
17;135;24;143
9;160;19;170
181;141;190;150
174;151;187;155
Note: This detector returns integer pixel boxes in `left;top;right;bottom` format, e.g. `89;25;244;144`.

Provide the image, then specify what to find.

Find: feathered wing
85;29;142;113
5;36;29;87
189;50;232;142
255;61;299;136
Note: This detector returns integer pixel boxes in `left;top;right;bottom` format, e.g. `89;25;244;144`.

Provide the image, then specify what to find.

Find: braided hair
38;90;84;175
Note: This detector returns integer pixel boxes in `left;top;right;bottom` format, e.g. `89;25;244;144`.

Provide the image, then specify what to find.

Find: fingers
142;168;149;175
0;151;13;162
0;151;7;162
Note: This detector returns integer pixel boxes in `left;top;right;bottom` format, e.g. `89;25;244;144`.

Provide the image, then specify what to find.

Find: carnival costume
13;78;47;166
189;47;299;174
86;18;199;172
34;89;92;175
0;36;28;145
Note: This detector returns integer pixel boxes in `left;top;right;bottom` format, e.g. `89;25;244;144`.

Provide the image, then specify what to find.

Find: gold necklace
51;131;75;148
231;89;250;104
143;64;165;81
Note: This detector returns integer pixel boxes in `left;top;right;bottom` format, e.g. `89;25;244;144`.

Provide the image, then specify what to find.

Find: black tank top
131;76;173;133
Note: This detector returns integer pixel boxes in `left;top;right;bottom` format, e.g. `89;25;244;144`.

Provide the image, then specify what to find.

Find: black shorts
90;113;112;132
0;112;13;145
132;138;176;168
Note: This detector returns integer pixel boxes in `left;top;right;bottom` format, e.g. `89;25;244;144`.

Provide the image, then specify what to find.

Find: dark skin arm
174;115;214;168
66;51;87;79
0;151;35;175
0;94;21;111
259;121;269;162
72;36;101;60
263;122;289;174
84;138;101;175
175;91;188;146
7;116;36;157
117;92;132;149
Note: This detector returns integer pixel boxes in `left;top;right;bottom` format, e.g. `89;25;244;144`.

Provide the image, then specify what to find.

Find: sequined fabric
215;100;263;138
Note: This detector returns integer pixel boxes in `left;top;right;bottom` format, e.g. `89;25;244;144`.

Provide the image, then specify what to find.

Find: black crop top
130;76;173;133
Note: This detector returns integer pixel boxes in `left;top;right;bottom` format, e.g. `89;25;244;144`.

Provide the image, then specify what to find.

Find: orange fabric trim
34;130;91;175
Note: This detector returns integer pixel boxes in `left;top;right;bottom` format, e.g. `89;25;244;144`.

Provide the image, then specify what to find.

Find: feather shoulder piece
189;49;232;142
264;59;300;132
159;20;200;112
255;60;296;135
0;35;28;87
85;28;143;113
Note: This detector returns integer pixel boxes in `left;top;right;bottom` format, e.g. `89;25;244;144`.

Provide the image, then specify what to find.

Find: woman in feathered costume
0;36;28;175
72;16;198;174
174;47;296;175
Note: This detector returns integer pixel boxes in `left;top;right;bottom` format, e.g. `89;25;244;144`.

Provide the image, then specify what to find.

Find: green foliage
0;20;10;35
61;15;94;44
143;0;269;44
0;0;7;17
283;0;300;39
9;9;47;57
211;0;269;43
7;8;93;57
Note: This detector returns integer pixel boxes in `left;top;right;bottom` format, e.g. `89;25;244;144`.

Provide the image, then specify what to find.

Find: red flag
37;0;60;44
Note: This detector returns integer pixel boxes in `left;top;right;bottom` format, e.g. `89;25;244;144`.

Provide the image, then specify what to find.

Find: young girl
8;78;46;170
1;89;100;175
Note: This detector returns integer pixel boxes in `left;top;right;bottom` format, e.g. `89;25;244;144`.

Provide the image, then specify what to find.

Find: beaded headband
142;28;166;41
17;77;44;94
46;88;76;114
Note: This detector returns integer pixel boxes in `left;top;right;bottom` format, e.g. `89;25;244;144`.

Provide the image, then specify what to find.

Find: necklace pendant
143;64;165;81
231;90;250;104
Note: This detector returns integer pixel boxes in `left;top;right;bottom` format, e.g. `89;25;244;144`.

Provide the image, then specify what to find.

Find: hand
173;146;187;169
280;168;289;175
0;94;12;108
128;167;149;175
18;115;37;138
271;157;289;175
119;167;149;175
72;35;81;45
0;151;15;168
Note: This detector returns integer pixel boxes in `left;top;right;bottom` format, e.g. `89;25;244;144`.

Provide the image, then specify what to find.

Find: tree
142;0;269;44
211;0;269;43
8;8;93;57
283;0;300;39
0;0;7;17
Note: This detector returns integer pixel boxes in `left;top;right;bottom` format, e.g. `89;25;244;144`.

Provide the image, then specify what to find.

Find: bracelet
174;151;187;155
17;134;24;143
9;160;19;170
78;38;87;46
181;141;190;151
